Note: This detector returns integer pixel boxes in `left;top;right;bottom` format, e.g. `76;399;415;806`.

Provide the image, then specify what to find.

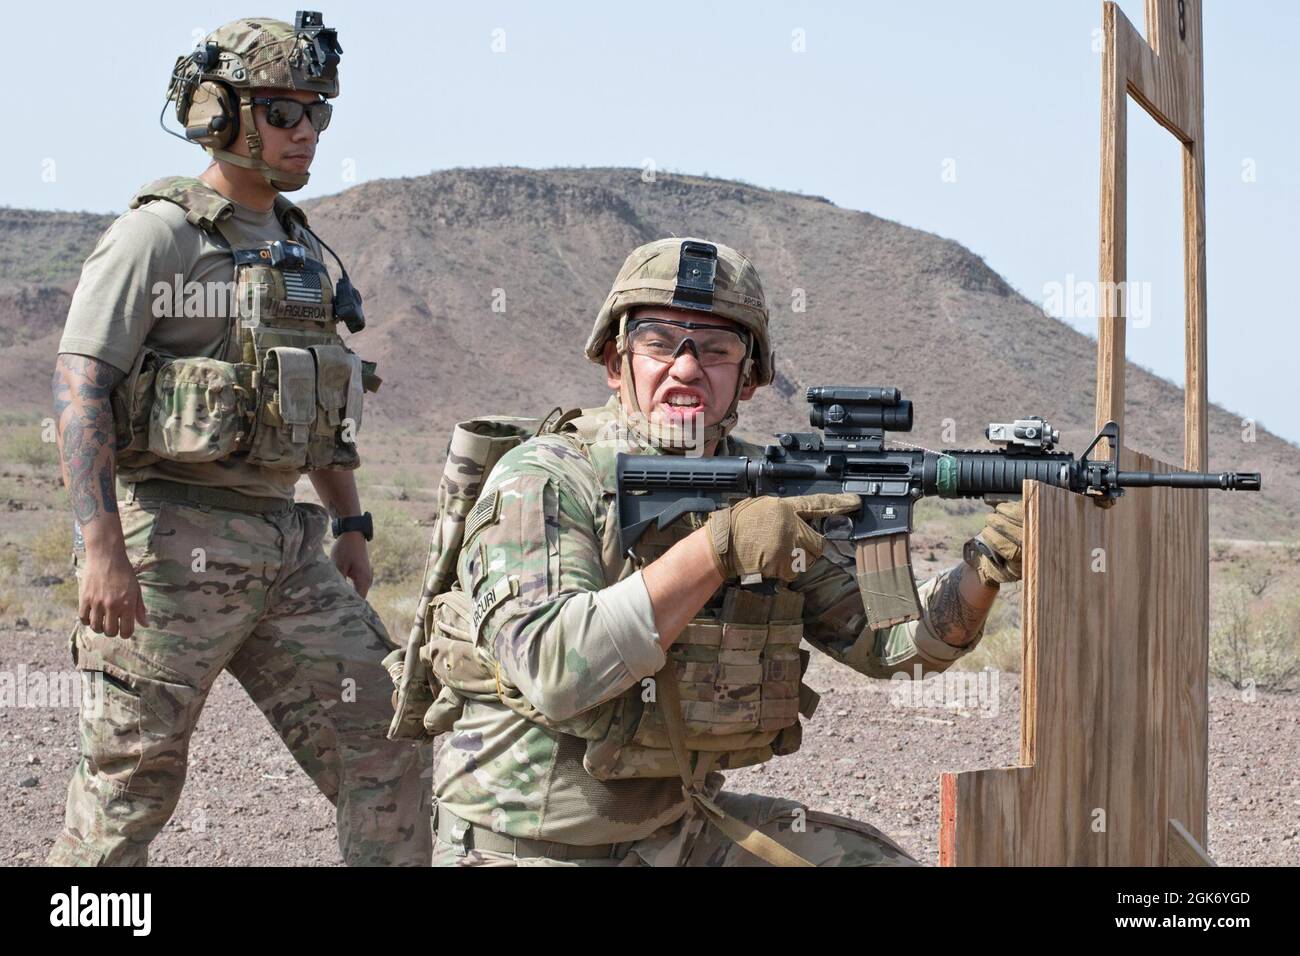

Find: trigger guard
820;514;853;539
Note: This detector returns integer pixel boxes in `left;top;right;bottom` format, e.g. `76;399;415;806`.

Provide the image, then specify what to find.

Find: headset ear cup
184;80;238;148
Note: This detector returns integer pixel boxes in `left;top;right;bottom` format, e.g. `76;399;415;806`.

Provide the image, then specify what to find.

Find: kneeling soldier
417;238;1022;866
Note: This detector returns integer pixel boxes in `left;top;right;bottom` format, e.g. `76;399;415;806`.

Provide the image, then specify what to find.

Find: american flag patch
283;269;323;304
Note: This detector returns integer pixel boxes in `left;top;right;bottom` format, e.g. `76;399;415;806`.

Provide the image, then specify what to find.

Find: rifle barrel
1116;470;1261;490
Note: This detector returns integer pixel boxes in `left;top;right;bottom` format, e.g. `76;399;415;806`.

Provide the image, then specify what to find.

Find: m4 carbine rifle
617;386;1261;631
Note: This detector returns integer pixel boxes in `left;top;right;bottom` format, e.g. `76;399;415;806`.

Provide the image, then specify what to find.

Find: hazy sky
4;1;1296;445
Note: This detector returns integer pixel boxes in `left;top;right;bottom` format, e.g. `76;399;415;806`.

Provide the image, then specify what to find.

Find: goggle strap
628;318;749;341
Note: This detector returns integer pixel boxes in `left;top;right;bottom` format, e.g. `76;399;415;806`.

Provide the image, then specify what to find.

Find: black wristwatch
332;512;374;541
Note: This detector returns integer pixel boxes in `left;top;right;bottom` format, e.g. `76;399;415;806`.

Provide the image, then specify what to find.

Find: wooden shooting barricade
939;0;1215;866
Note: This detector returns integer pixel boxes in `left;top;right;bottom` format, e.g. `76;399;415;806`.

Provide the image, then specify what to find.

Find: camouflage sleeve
458;441;666;723
791;534;984;679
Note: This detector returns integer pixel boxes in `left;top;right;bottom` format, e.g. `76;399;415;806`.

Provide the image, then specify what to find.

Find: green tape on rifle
937;454;959;494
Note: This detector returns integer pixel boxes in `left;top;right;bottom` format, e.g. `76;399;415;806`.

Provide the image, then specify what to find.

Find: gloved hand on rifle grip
705;493;862;584
964;500;1025;586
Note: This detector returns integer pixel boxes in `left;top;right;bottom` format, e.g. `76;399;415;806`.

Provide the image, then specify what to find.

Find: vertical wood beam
939;1;1213;865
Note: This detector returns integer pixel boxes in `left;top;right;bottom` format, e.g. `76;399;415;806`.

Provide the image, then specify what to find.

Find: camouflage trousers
48;494;432;867
432;789;920;867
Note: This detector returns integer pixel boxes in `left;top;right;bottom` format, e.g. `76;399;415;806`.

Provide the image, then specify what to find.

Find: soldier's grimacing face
604;307;758;429
230;87;321;176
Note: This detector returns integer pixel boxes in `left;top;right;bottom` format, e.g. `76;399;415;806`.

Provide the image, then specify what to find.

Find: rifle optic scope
806;385;913;433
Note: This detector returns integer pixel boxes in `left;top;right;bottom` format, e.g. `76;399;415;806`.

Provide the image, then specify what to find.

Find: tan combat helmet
165;11;342;190
585;237;774;451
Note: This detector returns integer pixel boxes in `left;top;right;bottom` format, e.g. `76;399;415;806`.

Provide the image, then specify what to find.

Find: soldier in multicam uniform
419;237;1024;866
47;12;430;866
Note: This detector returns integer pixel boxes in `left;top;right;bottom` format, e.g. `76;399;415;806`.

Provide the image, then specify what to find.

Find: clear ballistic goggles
626;319;751;366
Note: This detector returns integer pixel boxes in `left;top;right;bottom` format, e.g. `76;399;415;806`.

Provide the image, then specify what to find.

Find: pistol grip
853;532;922;630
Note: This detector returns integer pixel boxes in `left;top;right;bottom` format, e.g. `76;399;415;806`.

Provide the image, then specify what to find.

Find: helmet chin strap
209;148;310;190
207;94;310;191
614;314;747;455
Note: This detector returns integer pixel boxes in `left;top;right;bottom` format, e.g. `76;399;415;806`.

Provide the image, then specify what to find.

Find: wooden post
939;0;1212;866
1097;0;1207;469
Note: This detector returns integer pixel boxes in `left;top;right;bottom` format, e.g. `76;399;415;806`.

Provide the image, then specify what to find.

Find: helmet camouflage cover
585;237;775;387
195;15;341;97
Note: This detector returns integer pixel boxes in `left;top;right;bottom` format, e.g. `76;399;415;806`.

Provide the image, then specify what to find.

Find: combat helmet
585;238;774;451
164;11;342;190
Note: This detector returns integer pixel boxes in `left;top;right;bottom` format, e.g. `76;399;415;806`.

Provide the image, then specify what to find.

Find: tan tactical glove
963;500;1025;586
705;493;861;583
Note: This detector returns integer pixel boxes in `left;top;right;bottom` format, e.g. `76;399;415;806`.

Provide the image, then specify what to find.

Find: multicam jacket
433;396;983;844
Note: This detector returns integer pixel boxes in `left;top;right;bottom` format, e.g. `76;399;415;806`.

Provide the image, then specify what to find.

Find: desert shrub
368;581;422;648
956;626;1023;673
2;426;59;469
367;504;429;588
1210;582;1300;692
29;517;73;575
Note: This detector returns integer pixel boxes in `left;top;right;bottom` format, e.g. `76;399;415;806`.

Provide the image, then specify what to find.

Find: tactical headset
169;43;240;150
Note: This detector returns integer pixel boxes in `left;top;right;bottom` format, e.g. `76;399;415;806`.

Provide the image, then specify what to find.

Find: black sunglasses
250;97;332;133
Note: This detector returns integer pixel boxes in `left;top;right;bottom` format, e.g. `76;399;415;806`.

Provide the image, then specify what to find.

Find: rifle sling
654;663;816;868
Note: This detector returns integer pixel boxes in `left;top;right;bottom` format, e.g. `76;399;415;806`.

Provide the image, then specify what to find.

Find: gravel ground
1;624;1295;866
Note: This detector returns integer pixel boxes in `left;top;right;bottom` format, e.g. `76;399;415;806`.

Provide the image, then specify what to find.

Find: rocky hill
1;167;1291;539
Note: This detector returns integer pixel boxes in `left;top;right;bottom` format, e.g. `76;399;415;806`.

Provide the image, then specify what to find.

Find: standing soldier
48;12;430;866
411;238;1023;866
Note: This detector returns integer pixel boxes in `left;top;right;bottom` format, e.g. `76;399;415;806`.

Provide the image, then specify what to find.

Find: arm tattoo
926;565;991;647
52;354;125;525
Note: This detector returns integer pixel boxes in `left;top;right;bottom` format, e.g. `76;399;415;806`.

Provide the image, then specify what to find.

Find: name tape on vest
471;575;516;637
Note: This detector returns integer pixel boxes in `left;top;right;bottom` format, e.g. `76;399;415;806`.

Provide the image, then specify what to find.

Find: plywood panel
939;449;1209;865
